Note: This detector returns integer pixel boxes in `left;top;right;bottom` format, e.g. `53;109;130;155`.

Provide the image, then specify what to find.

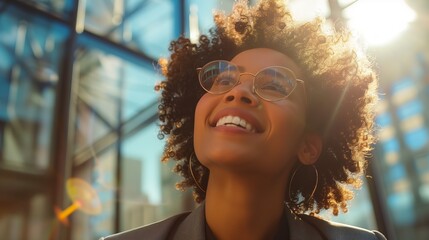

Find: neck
205;170;289;240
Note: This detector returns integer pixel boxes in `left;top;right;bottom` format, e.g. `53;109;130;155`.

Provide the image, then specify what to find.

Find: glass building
0;0;428;239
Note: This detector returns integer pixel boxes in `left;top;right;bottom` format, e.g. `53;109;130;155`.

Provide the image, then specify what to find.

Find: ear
297;134;323;165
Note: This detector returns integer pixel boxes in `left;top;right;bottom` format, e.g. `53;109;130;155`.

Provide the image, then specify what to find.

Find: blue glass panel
185;0;221;35
376;112;392;127
72;148;117;239
0;4;68;169
73;94;112;151
391;77;413;94
404;128;429;151
91;172;116;238
396;100;423;120
122;123;163;204
0;74;8;121
0;38;14;73
71;39;185;235
18;0;74;17
388;163;407;182
387;192;415;225
185;0;240;39
120;121;187;231
122;65;161;121
414;154;429;176
131;0;179;58
382;138;400;152
74;48;122;128
85;0;181;59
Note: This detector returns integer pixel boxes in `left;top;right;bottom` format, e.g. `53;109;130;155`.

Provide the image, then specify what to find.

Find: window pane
0;4;68;170
121;61;160;121
69;41;192;237
185;0;238;43
71;46;161;152
374;67;429;239
73;48;122;152
120;122;192;231
84;0;181;59
0;192;53;240
17;0;74;17
70;148;117;240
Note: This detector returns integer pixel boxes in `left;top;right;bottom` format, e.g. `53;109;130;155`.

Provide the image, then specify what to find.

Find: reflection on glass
72;47;161;152
73;48;121;151
0;5;67;169
71;148;117;240
17;0;74;16
84;0;181;59
374;65;429;239
120;122;191;231
185;0;235;38
71;43;180;237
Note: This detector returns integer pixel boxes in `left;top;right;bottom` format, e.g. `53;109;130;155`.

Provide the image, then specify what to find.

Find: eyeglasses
197;60;306;102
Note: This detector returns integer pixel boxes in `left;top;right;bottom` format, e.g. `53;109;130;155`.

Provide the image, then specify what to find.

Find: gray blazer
101;203;386;240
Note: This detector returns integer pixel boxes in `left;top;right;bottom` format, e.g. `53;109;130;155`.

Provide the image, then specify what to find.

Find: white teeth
215;115;255;133
239;119;246;127
245;123;252;131
225;116;233;124
232;116;240;125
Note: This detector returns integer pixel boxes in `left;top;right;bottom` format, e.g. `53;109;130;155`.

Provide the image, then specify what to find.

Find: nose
223;75;260;106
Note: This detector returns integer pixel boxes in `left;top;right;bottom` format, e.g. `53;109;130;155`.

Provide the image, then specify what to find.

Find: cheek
267;106;306;159
193;94;214;158
194;94;211;131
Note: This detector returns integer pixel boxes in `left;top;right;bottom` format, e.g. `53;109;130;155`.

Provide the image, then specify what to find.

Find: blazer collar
172;202;323;240
171;203;206;239
286;207;323;240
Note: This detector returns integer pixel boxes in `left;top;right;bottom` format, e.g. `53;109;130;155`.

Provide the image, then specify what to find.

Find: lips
210;108;263;133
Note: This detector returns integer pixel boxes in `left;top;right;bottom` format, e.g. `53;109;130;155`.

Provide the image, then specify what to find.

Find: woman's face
194;48;307;177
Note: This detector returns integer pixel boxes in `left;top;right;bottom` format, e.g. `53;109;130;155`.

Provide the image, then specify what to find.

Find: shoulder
298;214;387;240
100;203;207;240
100;212;190;240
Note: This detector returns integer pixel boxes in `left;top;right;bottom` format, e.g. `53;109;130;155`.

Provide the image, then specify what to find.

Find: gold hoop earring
288;164;318;205
189;153;206;193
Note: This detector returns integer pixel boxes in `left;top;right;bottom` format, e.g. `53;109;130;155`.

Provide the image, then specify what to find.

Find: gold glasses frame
196;60;306;102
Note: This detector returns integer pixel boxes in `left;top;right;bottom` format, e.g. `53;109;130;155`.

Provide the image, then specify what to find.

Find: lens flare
344;0;416;46
54;178;102;225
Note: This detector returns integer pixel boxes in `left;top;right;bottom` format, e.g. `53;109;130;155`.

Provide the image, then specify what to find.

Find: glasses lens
199;61;239;94
254;67;297;101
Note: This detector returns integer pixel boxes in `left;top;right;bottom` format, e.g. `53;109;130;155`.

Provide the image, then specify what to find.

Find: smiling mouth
215;115;256;133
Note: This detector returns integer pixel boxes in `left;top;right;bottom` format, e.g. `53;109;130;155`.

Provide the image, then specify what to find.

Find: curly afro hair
156;0;378;215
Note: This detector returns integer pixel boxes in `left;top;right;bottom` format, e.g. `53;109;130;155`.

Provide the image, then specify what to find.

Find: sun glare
344;0;416;46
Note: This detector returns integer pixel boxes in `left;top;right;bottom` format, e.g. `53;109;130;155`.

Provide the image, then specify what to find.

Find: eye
213;72;236;86
260;81;288;95
255;67;297;98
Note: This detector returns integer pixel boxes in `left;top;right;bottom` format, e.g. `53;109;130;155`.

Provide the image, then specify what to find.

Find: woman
103;0;386;239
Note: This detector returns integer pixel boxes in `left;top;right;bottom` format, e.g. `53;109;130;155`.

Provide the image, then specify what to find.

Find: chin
199;148;247;163
197;146;261;170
